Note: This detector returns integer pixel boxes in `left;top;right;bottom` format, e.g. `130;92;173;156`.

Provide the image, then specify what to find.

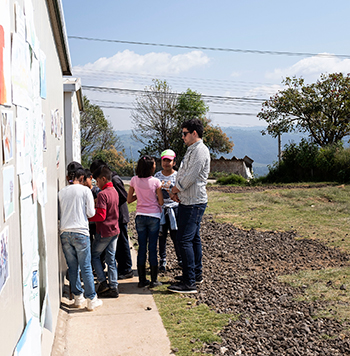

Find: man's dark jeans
116;222;133;274
177;203;207;285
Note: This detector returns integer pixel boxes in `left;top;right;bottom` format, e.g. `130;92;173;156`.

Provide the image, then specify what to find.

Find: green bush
217;174;247;185
264;139;350;183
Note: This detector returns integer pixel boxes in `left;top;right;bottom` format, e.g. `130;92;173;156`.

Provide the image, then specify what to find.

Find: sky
61;0;350;131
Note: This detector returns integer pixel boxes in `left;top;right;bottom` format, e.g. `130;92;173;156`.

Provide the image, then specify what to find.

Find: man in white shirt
168;119;210;294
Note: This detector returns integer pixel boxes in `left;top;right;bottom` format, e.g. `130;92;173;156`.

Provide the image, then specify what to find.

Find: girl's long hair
67;168;86;184
136;155;155;178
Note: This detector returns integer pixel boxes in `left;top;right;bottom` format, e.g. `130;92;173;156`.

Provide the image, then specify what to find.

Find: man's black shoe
107;287;119;298
96;280;109;294
174;275;204;284
167;282;197;294
118;270;134;279
99;287;119;298
138;279;150;288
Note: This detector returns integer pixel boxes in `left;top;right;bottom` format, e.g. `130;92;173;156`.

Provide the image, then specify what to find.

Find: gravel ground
128;200;350;355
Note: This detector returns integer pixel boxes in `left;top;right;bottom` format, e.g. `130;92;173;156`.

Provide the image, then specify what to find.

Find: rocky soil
129;207;350;355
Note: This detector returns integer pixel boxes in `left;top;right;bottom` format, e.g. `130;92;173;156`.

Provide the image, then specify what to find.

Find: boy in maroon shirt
89;166;120;298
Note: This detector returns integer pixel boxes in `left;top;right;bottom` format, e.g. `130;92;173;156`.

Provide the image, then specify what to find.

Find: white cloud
73;49;210;76
246;84;283;99
230;71;242;78
266;53;350;83
74;50;210;131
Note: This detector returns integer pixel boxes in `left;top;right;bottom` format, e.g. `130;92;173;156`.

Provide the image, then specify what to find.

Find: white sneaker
73;294;86;308
86;295;103;311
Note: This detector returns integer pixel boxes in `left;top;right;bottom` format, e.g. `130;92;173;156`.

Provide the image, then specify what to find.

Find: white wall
0;0;70;355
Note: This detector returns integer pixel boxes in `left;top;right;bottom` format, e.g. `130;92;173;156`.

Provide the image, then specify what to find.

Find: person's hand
170;193;180;202
171;186;180;194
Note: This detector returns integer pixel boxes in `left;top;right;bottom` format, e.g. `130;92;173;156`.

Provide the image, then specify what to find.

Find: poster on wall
16;107;28;175
37;168;47;206
19;157;33;199
2;110;14;162
0;226;9;295
55;109;60;138
24;0;39;56
14;2;26;39
42;114;47;151
20;195;40;323
13;317;41;356
0;0;12;106
37;204;52;332
39;50;46;99
50;110;55;135
56;146;60;168
72;96;81;161
3;165;15;221
12;32;31;109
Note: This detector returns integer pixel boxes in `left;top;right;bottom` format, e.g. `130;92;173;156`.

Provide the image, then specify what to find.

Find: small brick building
210;155;254;179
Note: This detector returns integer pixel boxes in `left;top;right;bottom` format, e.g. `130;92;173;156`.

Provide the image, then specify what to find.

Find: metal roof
46;0;72;76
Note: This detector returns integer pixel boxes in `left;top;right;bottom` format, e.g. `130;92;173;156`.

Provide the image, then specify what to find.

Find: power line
73;68;276;88
90;99;260;116
68;35;350;59
75;70;277;96
93;103;258;116
82;85;267;103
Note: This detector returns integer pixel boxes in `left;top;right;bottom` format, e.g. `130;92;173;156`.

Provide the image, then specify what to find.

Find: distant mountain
115;127;306;177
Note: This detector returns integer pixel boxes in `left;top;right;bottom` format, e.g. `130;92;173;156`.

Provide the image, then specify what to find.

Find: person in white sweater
58;163;102;311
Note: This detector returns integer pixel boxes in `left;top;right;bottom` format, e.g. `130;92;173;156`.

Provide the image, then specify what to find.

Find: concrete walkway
51;246;173;356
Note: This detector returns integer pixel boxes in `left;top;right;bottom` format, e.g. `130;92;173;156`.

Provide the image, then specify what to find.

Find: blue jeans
177;203;207;285
60;232;96;300
116;222;133;274
135;215;160;267
91;234;118;288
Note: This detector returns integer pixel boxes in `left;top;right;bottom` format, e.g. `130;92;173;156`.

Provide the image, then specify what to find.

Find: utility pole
278;133;282;164
130;146;135;176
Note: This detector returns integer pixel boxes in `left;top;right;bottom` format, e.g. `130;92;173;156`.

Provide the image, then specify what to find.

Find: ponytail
68;171;75;184
67;168;86;184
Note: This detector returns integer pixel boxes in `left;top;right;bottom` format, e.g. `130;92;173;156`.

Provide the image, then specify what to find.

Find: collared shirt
91;182;120;238
175;139;210;205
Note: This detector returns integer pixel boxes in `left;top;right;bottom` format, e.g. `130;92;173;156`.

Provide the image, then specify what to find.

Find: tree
258;73;350;147
176;89;233;160
80;96;122;165
132;82;233;162
91;147;134;176
170;88;210;160
131;79;178;154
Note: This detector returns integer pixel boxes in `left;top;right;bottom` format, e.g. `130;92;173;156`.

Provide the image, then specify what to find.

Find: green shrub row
263;139;350;183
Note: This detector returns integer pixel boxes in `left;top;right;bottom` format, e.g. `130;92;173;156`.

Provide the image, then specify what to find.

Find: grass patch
279;267;350;321
207;185;350;253
152;283;235;356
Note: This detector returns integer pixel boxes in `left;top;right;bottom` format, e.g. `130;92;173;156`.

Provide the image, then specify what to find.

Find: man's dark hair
90;159;107;175
136;155;155;178
94;165;112;181
181;118;204;138
85;169;92;178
